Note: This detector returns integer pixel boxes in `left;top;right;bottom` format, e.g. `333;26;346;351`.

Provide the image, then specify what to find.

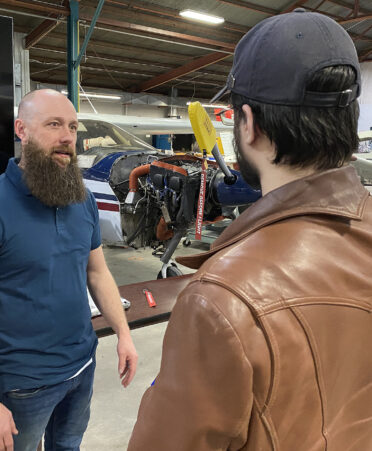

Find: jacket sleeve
128;282;254;451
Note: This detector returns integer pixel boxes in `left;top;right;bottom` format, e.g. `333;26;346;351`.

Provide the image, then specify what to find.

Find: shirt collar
5;157;32;196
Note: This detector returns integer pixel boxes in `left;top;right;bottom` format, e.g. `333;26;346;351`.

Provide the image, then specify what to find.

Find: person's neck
260;164;318;196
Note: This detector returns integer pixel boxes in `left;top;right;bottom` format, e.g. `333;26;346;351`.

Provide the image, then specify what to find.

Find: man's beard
22;139;87;207
233;120;261;191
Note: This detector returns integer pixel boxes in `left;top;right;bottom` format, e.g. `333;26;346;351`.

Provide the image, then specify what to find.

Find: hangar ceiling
0;0;371;101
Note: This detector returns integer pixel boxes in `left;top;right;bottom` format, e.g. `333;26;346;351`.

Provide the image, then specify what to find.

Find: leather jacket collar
177;165;369;269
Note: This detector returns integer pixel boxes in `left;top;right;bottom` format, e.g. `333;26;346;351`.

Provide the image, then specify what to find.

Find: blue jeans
2;359;95;451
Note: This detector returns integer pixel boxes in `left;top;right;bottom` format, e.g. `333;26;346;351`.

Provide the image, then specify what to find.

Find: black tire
157;264;183;279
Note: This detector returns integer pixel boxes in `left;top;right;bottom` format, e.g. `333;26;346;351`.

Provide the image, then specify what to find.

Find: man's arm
87;245;138;387
128;282;254;451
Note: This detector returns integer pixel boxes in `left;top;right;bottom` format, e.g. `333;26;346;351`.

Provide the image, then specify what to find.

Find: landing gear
157;261;183;279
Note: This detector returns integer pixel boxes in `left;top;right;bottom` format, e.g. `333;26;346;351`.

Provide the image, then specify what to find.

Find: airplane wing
77;112;231;135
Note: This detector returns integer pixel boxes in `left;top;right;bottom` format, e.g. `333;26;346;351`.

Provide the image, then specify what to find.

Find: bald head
18;89;77;124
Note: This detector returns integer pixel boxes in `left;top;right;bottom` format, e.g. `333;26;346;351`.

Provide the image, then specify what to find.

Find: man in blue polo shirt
0;89;138;451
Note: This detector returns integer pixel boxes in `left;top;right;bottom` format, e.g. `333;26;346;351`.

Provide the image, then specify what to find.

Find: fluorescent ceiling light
61;90;121;100
180;10;224;24
186;101;228;109
80;93;121;100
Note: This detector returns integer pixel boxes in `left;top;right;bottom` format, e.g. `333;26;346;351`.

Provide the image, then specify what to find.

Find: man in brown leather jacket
128;9;372;451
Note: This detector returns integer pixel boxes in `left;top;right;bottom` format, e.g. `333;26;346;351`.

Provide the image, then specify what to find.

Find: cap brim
209;85;229;105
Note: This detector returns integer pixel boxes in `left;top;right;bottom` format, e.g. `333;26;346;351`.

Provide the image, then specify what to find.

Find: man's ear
241;104;256;145
14;119;28;143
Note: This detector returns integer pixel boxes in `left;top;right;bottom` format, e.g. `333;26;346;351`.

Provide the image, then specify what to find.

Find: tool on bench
143;288;157;308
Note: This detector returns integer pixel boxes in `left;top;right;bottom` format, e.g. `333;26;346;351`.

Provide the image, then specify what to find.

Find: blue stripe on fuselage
92;192;118;202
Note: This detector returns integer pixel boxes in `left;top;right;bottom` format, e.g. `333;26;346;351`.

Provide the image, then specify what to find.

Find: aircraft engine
108;154;260;257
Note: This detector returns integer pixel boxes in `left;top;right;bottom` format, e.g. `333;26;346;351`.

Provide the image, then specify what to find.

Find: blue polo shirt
0;158;100;395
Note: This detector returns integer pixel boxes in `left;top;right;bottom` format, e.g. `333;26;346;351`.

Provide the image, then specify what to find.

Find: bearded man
0;89;137;451
128;9;372;451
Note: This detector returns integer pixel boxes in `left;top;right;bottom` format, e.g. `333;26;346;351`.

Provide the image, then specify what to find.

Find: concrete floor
80;240;209;450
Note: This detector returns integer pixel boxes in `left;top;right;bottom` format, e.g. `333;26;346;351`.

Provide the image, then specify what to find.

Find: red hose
128;164;150;192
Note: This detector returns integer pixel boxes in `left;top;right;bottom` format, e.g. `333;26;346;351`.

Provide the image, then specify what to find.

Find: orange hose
151;160;188;177
128;164;150;192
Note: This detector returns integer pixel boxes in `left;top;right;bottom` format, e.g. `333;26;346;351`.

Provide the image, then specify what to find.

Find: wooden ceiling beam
30;62;225;88
6;1;236;53
78;13;236;52
339;14;372;24
360;47;372;61
30;57;154;78
25;0;69;49
22;26;229;70
103;0;275;18
314;0;327;9
33;44;178;70
25;19;61;49
279;2;372;44
14;26;205;63
135;52;229;92
280;0;309;14
215;0;277;15
30;51;228;83
93;0;249;35
326;0;371;15
31;75;216;98
32;44;230;77
89;3;242;42
354;23;372;41
349;32;372;43
0;0;69;16
69;35;192;61
302;6;342;20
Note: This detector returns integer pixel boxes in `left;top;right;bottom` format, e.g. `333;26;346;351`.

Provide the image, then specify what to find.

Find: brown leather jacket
128;166;372;451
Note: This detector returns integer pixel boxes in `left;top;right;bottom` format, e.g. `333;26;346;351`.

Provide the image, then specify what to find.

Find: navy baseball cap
211;8;361;108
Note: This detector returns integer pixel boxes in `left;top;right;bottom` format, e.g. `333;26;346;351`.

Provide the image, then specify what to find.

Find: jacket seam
257;298;372;316
291;306;328;450
195;275;265;316
256;315;280;450
194;275;372;315
195;277;279;448
252;396;276;451
198;288;257;440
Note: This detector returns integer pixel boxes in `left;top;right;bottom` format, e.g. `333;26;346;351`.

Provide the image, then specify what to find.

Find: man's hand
117;335;138;388
0;403;18;451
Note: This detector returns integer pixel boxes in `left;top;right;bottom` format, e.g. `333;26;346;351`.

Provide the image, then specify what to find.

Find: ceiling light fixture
179;10;224;25
186;101;228;109
61;90;121;100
